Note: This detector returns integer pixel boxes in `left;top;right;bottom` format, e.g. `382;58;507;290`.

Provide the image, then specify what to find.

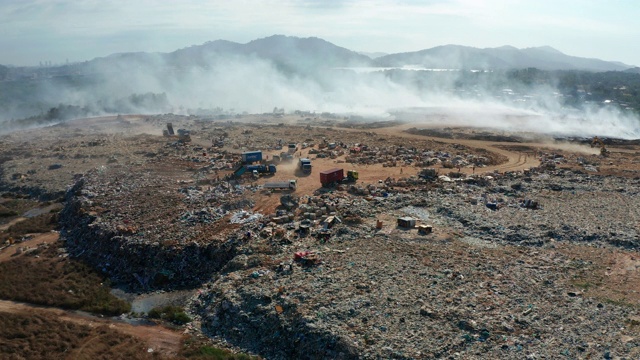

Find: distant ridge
358;51;389;59
162;35;373;71
374;44;632;71
2;36;634;73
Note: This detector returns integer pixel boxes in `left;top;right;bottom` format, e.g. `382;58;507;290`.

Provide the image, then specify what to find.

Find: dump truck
298;158;312;174
233;164;247;177
280;152;294;162
246;164;277;174
264;180;297;190
242;151;263;164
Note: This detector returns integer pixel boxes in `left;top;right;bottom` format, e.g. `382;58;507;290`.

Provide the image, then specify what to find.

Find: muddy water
111;288;196;313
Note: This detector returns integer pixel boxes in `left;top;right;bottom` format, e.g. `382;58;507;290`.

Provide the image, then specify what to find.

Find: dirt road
249;123;550;213
0;299;183;357
0;217;26;232
365;123;543;173
0;232;58;262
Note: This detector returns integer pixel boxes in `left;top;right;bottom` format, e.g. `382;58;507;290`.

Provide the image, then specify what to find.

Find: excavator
591;136;609;157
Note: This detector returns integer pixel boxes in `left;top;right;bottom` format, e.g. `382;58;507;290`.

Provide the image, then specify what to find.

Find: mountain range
1;35;635;79
374;44;632;71
84;35;634;72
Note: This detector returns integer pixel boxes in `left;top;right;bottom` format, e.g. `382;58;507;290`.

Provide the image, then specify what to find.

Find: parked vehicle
264;180;297;190
241;151;263;164
246;164;277;174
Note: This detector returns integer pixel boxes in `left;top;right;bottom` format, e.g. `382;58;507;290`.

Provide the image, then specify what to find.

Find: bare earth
0;299;182;357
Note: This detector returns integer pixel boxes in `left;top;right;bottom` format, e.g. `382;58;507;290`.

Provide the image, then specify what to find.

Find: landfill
2;114;640;359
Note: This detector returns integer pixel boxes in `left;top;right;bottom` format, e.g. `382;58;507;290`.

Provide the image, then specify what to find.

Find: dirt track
0;230;183;357
0;232;58;263
366;123;541;173
248;121;592;213
0;299;183;357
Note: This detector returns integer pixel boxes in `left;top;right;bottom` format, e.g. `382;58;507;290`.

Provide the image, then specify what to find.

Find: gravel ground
2;114;640;359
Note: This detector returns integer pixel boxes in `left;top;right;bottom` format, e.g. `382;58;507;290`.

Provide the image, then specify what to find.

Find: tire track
352;124;542;173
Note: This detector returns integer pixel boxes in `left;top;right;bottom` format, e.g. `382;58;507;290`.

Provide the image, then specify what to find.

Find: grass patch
148;305;192;325
0;197;39;215
0;242;131;316
1;212;58;243
602;298;638;309
572;281;595;290
0;205;18;218
180;336;259;360
0;311;154;360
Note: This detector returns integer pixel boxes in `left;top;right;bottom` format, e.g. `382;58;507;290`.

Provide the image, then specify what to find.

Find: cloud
1;0;639;66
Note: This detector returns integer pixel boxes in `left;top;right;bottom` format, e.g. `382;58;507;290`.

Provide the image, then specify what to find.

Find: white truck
263;179;297;190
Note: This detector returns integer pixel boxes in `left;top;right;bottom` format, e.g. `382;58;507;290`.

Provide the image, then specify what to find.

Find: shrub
148;305;192;325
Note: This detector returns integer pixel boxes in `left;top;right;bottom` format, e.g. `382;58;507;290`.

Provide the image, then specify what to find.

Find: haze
1;1;639;140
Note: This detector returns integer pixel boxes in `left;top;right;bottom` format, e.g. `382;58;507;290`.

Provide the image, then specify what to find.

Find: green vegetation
185;346;256;360
507;68;640;110
0;198;40;222
148;305;192;325
0;311;154;360
0;243;131;316
0;205;18;218
572;281;594;290
180;337;259;360
0;212;58;243
602;297;638;308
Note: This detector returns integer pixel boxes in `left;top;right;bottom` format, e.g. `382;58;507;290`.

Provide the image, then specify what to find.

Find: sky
1;0;639;67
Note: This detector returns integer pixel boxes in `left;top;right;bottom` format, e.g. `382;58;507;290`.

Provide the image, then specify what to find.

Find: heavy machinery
345;169;359;182
246;164;277;174
298;158;312;174
163;123;191;142
591;136;609;157
233;163;276;178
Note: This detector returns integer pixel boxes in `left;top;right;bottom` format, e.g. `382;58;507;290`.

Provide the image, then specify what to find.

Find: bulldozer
591;136;609;157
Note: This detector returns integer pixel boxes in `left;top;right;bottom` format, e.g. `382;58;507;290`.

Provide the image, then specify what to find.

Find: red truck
320;168;344;186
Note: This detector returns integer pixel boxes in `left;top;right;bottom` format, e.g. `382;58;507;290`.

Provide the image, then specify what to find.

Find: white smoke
2;51;639;139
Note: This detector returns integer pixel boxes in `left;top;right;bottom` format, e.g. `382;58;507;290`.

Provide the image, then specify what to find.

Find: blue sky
2;0;639;66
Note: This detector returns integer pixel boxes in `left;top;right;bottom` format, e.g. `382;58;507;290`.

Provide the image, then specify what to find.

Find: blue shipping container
242;151;263;163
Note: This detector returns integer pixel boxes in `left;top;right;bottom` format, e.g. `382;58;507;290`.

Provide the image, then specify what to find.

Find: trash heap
59;163;255;290
6;114;640;359
186;160;640;358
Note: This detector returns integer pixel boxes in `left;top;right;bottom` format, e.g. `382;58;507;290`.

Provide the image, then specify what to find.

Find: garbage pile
9;114;639;359
59;165;246;290
186;158;639;358
344;145;493;169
